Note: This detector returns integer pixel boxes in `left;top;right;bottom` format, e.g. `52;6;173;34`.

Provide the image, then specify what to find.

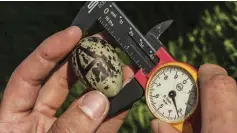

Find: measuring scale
145;62;199;131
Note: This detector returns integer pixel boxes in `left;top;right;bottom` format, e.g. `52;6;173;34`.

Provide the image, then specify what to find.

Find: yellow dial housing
145;62;198;132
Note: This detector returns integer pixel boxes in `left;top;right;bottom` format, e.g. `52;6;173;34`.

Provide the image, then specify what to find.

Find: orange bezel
145;61;199;132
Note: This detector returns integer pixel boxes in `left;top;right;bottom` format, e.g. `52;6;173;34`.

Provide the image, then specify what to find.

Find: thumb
151;119;181;133
48;90;109;133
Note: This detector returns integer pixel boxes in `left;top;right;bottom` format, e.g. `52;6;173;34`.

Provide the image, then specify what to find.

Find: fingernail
198;64;228;85
65;26;82;36
79;91;108;119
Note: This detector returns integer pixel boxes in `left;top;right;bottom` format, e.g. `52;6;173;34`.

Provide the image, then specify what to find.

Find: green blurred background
0;1;237;133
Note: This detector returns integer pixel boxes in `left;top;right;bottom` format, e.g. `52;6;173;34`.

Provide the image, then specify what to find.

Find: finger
33;58;76;117
198;63;228;85
150;119;180;133
47;90;109;133
95;65;134;133
0;26;82;116
198;63;237;133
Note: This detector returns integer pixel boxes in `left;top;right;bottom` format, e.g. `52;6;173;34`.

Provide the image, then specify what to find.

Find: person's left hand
0;26;134;133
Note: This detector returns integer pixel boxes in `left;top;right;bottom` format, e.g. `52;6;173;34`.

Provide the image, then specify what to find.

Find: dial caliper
71;1;199;132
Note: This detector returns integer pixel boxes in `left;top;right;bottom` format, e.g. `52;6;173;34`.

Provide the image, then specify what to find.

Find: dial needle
168;90;179;117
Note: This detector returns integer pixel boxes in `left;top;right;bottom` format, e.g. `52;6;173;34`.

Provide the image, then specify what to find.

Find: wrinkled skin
0;26;236;133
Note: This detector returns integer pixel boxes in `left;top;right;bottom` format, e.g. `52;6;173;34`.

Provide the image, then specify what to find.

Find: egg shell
71;36;123;97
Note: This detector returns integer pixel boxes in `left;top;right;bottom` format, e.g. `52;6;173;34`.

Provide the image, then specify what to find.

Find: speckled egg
71;36;123;97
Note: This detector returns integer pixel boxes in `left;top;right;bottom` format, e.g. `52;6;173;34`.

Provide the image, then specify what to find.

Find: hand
0;26;134;133
150;64;237;133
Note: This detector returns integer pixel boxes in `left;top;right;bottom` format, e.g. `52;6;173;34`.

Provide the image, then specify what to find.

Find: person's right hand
150;63;237;133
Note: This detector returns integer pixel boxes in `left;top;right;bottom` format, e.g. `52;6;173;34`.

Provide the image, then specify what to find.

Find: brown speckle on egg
100;40;107;45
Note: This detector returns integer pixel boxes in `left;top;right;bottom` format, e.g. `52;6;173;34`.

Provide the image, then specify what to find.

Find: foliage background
0;1;236;133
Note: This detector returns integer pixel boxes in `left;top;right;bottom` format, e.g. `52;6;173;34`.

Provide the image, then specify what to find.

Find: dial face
146;65;198;123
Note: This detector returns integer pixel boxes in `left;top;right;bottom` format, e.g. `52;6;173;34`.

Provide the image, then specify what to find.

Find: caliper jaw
71;1;113;32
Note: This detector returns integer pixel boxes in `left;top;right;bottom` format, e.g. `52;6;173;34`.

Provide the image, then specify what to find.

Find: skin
0;26;236;133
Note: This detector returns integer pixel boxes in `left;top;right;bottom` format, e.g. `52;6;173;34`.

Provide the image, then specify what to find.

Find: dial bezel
145;62;199;124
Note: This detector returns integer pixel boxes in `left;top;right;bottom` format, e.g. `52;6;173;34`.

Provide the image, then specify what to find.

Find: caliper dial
146;65;198;123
